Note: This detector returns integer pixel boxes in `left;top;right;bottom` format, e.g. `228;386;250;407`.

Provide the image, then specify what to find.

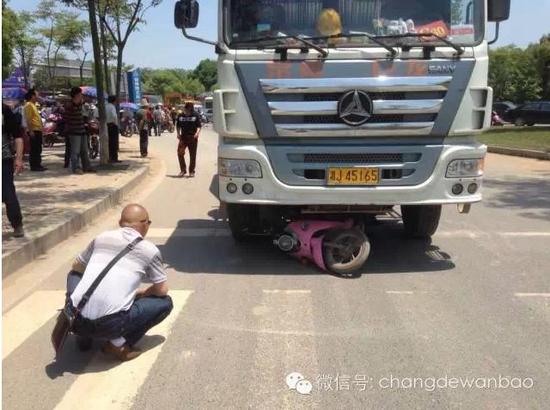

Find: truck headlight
219;158;262;178
446;159;484;178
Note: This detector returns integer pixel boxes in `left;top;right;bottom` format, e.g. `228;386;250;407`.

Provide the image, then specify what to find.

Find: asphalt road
3;127;550;409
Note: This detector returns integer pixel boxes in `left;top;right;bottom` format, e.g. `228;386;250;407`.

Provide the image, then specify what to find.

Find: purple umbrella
80;86;97;98
120;102;139;111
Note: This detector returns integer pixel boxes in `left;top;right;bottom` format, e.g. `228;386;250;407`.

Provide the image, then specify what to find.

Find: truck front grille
260;76;451;137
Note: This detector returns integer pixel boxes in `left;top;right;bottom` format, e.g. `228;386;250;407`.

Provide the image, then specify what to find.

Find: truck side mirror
174;0;199;29
487;0;511;22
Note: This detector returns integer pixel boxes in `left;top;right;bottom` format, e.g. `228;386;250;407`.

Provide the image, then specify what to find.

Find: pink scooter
274;219;371;276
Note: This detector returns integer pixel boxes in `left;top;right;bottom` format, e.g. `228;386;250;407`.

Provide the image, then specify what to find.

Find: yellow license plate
327;167;380;186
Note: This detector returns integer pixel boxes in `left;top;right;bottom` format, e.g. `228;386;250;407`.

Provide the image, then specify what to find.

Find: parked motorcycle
121;116;138;137
43;113;65;147
86;119;100;160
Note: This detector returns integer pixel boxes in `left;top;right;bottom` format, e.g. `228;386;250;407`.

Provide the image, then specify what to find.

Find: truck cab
175;0;510;242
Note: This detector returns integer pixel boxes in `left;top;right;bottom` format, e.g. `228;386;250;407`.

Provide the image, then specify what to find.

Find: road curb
2;165;149;277
488;146;550;161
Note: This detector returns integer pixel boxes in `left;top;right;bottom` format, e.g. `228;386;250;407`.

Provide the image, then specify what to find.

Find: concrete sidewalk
2;136;154;276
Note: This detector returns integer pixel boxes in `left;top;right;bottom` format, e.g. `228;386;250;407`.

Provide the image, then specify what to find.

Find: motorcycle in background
86;119;100;159
43;113;65;147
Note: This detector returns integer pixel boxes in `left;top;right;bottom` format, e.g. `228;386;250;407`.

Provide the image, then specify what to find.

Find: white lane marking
55;290;193;410
514;293;550;298
147;227;231;238
500;232;550;237
435;231;482;239
263;289;311;294
249;288;319;407
386;291;415;295
3;290;65;359
435;231;550;239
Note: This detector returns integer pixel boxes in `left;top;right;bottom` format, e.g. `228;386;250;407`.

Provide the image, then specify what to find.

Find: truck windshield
225;0;483;49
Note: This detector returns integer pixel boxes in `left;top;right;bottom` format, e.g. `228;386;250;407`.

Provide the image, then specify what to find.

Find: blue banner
127;69;142;103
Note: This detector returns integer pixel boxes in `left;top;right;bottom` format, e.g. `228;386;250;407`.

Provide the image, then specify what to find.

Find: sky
10;0;550;70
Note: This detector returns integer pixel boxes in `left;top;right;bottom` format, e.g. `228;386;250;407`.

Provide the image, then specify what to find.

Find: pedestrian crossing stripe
3;290;66;359
54;290;192;410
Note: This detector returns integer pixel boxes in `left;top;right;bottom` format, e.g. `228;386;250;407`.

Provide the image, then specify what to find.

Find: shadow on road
44;334;166;379
158;216;455;277
483;172;550;221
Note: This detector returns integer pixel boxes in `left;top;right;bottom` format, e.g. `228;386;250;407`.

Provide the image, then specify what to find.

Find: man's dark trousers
29;131;43;170
66;271;173;346
2;159;23;229
139;129;148;157
108;123;119;161
177;135;198;174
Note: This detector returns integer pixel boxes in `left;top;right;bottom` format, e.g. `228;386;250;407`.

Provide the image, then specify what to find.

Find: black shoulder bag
51;237;143;359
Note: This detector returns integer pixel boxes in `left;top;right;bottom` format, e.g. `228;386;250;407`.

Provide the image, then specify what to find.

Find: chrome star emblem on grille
338;90;373;126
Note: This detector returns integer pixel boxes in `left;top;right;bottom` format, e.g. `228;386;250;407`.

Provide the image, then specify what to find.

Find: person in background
64;87;94;174
135;99;149;157
146;106;154;137
153;105;163;136
23;88;47;172
175;102;202;178
106;95;122;163
2;103;25;237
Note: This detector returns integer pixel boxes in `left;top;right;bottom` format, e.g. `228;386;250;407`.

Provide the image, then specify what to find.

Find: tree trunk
100;19;112;94
20;47;29;89
115;46;124;103
87;0;109;165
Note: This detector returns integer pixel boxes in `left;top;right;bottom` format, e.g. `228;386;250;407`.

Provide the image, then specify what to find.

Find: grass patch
479;127;550;151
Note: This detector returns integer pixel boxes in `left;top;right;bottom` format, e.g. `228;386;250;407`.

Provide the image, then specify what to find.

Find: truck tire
226;203;258;242
401;205;442;239
323;229;370;276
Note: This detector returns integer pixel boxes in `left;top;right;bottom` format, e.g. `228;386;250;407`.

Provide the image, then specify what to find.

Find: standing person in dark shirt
2;103;25;237
175;102;202;178
64;87;93;174
135;99;149;157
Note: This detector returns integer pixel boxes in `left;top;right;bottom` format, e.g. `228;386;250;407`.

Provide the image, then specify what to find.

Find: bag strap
75;237;143;313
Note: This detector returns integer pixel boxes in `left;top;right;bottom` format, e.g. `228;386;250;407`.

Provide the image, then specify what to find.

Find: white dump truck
175;0;510;273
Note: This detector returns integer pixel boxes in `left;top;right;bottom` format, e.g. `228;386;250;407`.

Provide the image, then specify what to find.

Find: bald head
119;204;150;236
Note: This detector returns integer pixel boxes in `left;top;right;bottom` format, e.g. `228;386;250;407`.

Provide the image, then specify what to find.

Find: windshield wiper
231;35;328;59
374;32;465;56
311;32;398;58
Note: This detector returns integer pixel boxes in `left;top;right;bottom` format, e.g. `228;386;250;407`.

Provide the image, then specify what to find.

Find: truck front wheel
226;203;259;242
401;205;442;239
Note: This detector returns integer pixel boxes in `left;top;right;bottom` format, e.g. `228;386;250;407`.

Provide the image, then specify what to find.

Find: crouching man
66;204;173;361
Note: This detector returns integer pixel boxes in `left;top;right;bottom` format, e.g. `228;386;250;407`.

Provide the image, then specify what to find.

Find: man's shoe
102;342;142;361
73;169;84;175
13;226;24;238
189;172;195;178
31;167;47;172
83;168;97;173
178;172;187;178
76;336;93;352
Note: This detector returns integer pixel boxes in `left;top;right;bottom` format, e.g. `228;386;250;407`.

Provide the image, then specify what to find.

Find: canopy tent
2;87;27;101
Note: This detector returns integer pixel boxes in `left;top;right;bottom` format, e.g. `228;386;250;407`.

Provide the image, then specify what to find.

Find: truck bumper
218;141;486;206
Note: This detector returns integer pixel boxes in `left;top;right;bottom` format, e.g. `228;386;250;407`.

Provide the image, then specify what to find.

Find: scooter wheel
322;229;370;276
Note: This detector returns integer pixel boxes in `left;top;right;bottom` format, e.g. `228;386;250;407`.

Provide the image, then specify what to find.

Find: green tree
527;34;550;99
12;11;43;88
191;59;217;91
35;0;88;92
2;1;16;79
489;46;542;103
99;0;163;102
